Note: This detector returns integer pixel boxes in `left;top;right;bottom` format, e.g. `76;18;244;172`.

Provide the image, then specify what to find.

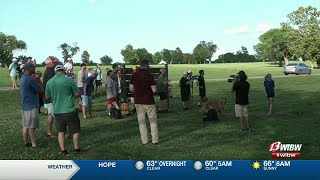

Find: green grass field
1;62;319;87
0;62;319;160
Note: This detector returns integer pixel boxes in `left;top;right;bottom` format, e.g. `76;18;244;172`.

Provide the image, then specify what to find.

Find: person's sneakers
152;143;159;145
25;143;32;147
60;150;68;156
47;134;56;138
246;129;251;132
74;149;81;155
240;129;246;132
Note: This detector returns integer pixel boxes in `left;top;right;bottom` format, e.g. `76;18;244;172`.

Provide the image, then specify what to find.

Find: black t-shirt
180;77;190;92
198;76;205;89
43;67;55;103
233;80;250;105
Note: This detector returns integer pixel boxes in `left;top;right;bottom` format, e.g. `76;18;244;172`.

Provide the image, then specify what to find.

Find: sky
0;0;319;63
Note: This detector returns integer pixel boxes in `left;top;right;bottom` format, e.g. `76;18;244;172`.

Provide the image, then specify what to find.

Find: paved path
1;74;319;91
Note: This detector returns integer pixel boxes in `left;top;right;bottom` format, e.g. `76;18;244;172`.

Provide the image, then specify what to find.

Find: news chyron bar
0;142;319;180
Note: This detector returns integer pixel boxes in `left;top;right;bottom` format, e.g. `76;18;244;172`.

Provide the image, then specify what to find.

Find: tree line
1;6;318;67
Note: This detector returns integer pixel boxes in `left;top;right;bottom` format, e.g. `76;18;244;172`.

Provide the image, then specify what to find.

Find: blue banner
71;160;320;180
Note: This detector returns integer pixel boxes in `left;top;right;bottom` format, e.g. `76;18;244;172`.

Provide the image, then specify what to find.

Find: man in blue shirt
20;63;43;148
82;70;97;118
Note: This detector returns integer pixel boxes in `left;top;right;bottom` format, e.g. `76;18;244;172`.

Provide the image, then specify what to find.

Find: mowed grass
1;62;319;87
0;75;319;160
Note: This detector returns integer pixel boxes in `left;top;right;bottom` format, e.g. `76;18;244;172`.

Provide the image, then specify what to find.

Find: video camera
227;75;239;83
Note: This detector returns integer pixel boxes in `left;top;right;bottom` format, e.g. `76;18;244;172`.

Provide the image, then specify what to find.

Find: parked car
283;63;312;75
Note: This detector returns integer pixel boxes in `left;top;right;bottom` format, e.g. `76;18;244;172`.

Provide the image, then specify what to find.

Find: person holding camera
179;72;193;110
232;70;250;132
197;70;206;107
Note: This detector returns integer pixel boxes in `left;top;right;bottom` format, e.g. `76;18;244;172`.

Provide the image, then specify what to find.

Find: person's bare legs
88;107;92;117
108;104;112;115
99;86;102;96
244;116;250;130
47;115;54;136
28;128;36;147
23;128;29;144
82;105;86;118
240;117;245;130
72;133;80;150
267;97;273;115
58;132;66;151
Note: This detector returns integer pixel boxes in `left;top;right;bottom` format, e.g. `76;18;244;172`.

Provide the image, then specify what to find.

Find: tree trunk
284;55;289;66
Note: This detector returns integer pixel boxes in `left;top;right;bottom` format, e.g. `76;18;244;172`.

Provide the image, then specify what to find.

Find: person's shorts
199;89;206;97
54;110;80;134
267;93;275;98
22;108;39;128
96;80;102;87
81;95;92;107
159;92;167;100
107;97;116;105
235;104;248;118
10;75;17;82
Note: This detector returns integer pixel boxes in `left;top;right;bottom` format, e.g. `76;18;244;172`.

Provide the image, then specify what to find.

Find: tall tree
0;32;27;67
81;50;90;64
152;52;163;64
171;47;184;64
58;42;80;63
193;43;211;64
121;44;139;65
136;48;153;64
162;49;172;64
183;53;194;64
100;55;113;65
282;6;320;65
254;28;290;66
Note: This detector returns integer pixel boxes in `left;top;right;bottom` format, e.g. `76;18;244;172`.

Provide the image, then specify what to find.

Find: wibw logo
269;142;302;159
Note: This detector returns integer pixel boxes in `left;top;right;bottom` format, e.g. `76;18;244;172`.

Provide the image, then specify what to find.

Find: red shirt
130;69;156;105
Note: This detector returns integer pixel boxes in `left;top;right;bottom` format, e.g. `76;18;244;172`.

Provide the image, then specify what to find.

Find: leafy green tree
81;50;90;64
282;6;320;65
152;52;163;64
193;43;211;64
58;42;80;63
121;44;139;65
0;32;27;67
162;49;172;64
171;47;184;64
254;28;290;66
136;48;153;64
183;53;194;64
100;55;113;65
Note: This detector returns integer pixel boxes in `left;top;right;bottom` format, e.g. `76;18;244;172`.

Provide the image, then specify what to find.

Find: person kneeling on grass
20;63;43;148
45;65;81;156
232;70;251;132
264;73;275;115
82;70;98;119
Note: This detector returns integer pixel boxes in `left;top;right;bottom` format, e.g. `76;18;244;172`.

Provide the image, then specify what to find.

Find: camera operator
232;70;251;132
196;70;206;107
179;72;193;110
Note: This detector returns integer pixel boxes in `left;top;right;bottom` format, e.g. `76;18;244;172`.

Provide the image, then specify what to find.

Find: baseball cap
199;69;205;74
183;72;187;75
238;70;246;75
80;63;87;67
12;58;17;62
35;70;42;74
54;65;64;71
45;56;58;64
67;57;72;61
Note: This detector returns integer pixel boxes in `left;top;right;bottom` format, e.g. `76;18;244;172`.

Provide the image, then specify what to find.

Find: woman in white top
94;64;103;96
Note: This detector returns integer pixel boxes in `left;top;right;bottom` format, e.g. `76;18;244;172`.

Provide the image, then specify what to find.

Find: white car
283;63;312;75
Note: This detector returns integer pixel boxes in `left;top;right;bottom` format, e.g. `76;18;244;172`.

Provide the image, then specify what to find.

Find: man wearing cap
130;59;159;145
77;63;87;110
82;70;98;119
64;58;73;70
179;72;193;110
20;63;43;148
232;70;251;132
43;56;58;137
197;70;206;107
45;65;81;155
8;58;18;90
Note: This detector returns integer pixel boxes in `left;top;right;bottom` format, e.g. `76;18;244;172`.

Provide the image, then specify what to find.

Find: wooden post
165;64;169;108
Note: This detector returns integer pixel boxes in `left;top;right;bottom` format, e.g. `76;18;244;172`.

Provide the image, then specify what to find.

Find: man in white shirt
64;58;73;70
94;64;103;96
